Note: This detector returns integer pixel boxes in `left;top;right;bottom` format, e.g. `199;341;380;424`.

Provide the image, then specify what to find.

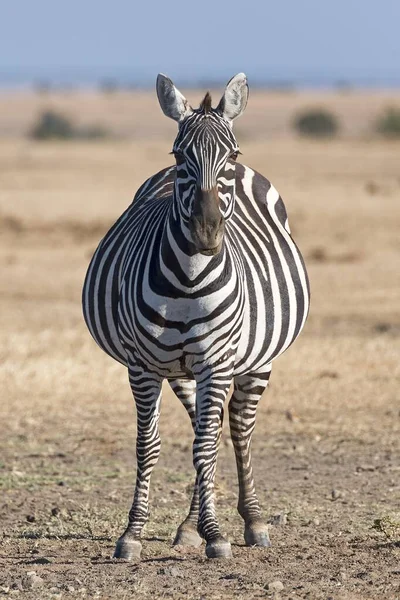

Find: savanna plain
0;90;399;599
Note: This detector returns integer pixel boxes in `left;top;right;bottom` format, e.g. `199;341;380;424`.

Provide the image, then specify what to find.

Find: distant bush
29;110;111;141
33;80;52;95
375;107;400;138
30;110;75;140
75;125;109;140
293;108;339;138
98;78;118;94
334;80;353;93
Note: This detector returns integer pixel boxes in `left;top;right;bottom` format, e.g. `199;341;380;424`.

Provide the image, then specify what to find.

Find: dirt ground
0;112;399;598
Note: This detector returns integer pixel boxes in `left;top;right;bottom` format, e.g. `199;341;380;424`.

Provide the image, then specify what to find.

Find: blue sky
1;0;399;86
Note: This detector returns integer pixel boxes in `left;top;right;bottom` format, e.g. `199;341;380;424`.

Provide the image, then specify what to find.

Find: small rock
30;557;52;565
293;444;305;453
269;512;287;526
331;489;341;501
51;507;60;517
0;586;10;594
267;580;284;592
285;409;299;423
26;574;44;590
26;515;35;523
158;566;183;577
313;517;320;526
67;585;75;592
356;464;375;472
12;579;24;592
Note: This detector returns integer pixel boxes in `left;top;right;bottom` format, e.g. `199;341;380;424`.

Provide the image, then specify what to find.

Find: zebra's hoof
173;526;203;548
113;536;142;560
244;522;271;547
206;537;232;559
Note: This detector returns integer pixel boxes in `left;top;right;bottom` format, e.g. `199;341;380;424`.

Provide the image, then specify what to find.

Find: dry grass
0;94;399;598
0;88;400;139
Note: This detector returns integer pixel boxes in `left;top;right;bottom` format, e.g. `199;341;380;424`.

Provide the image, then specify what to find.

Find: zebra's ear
217;73;249;122
156;74;193;123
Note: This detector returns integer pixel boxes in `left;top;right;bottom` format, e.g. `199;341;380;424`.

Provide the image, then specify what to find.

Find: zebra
82;73;310;560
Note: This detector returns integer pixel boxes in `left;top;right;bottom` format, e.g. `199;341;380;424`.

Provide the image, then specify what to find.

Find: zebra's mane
199;92;212;115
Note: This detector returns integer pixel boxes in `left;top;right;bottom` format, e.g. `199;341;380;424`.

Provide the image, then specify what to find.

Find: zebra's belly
119;289;242;376
233;268;309;375
233;307;301;376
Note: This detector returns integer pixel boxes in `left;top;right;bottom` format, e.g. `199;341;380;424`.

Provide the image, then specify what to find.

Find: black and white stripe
82;73;309;559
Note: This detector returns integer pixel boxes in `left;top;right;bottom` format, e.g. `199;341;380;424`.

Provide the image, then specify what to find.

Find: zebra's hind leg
168;378;202;548
229;367;272;548
114;365;163;560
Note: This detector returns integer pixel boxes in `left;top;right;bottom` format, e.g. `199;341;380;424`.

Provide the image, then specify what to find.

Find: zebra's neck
156;180;229;289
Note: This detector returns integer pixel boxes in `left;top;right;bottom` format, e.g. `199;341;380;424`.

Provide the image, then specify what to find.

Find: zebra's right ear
156;74;193;123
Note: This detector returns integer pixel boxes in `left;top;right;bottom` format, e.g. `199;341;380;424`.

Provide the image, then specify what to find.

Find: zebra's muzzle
189;186;225;255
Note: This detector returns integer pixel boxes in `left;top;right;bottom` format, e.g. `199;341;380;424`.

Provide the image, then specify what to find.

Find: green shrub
375;107;400;138
30;110;75;140
29;111;111;141
293;108;339;138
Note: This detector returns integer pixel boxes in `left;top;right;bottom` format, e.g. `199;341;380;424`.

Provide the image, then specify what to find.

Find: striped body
82;73;309;559
83;164;309;378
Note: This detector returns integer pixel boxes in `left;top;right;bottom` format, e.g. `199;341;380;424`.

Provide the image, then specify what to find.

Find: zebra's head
157;73;248;256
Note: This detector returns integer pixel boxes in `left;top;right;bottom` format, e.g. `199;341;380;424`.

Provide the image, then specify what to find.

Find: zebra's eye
172;149;184;159
230;151;239;161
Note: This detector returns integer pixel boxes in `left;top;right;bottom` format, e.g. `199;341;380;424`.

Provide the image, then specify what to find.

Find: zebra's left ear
217;73;249;122
156;74;193;123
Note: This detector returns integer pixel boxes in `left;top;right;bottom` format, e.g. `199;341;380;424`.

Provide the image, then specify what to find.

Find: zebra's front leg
168;378;202;548
229;368;272;547
114;366;162;560
195;376;232;559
